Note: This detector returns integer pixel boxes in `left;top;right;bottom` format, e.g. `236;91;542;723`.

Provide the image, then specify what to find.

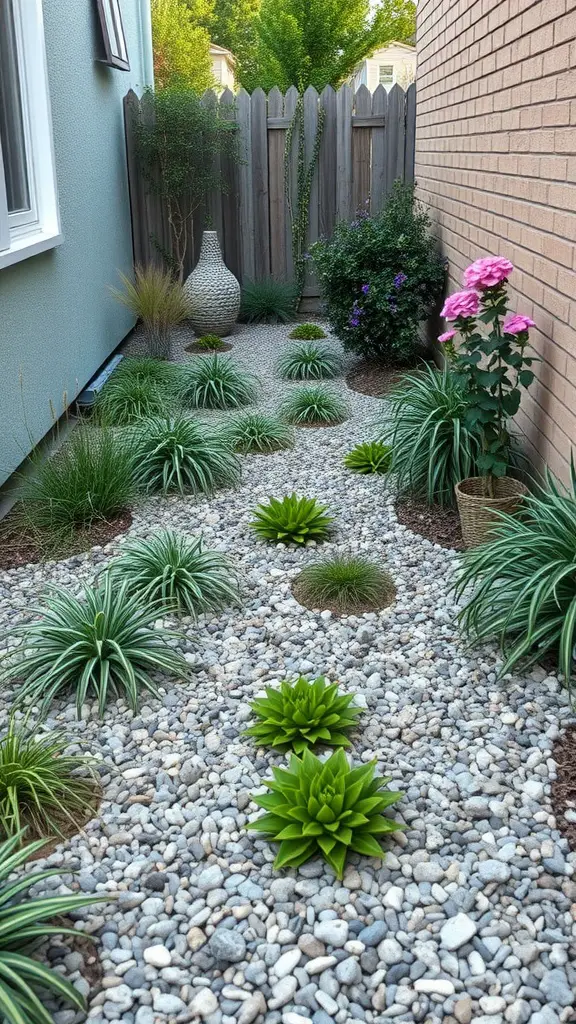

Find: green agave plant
344;441;392;475
245;676;361;754
277;344;341;381
250;493;334;545
179;354;259;410
222;413;294;455
247;748;405;878
0;831;105;1024
289;323;327;340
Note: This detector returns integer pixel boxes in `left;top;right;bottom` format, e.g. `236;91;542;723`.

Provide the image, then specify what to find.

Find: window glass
0;0;30;214
378;65;394;85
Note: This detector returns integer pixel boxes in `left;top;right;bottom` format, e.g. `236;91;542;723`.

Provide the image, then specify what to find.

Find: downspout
139;0;154;88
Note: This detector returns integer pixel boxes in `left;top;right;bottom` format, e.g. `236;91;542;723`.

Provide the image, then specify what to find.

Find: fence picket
236;88;255;282
336;84;353;223
251;88;271;280
352;85;372;215
385;84;405;195
303;86;320;289
404;83;416;183
220;87;241;280
370;85;388;214
318;85;337;241
268;86;287;281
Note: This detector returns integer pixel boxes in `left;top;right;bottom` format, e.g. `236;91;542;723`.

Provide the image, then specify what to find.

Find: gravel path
0;323;575;1024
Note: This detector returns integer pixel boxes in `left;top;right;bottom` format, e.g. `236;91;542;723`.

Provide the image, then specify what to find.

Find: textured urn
184;231;241;337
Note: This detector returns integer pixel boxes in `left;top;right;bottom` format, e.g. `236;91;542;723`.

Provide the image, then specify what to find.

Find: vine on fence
284;95;325;300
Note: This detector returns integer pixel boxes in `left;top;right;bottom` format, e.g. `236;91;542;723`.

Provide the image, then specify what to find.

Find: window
378;65;395;87
0;0;61;269
96;0;130;71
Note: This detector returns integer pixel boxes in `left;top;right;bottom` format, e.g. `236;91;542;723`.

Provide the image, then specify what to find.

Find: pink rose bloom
441;290;480;320
463;256;514;289
438;330;456;343
503;314;536;335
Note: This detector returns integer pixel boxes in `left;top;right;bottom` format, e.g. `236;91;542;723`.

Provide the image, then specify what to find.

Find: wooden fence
124;83;416;308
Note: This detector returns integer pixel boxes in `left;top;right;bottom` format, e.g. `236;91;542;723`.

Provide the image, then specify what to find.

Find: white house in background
210;43;236;91
351;41;416;93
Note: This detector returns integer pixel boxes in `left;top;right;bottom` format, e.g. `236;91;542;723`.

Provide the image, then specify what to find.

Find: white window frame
0;0;62;270
378;64;395;87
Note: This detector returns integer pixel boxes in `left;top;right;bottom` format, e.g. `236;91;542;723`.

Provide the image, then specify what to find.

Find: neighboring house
351;42;416;93
0;0;153;489
210;43;237;92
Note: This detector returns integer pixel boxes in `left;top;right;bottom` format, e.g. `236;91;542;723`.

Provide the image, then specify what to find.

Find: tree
151;0;215;92
237;0;416;93
197;0;261;71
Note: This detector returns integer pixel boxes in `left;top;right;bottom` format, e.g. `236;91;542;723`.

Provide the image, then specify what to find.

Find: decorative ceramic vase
455;476;528;549
184;231;241;337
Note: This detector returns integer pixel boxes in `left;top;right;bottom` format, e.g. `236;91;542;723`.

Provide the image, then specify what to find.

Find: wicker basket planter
455;476;528;549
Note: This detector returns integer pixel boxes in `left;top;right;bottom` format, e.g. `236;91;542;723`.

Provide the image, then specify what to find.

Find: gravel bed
0;323;575;1024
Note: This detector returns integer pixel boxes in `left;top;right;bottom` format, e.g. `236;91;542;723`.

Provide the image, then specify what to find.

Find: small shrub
240;279;298;324
280;385;349;426
179;354;259;410
247;748;405;877
3;578;187;718
454;466;576;689
195;334;227;351
0;832;105;1024
110;264;188;358
250;493;334;545
95;358;177;426
108;529;239;616
344;441;392;475
131;416;240;495
223;413;294;454
295;555;396;613
310;182;445;363
289;323;327;340
277;343;342;381
0;717;97;841
245;676;361;753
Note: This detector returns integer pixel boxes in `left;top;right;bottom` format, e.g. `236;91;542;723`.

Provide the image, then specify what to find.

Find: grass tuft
131;415;240;495
179;354;259;410
94;357;177;426
289;323;327;340
240;279;298;324
277;343;342;381
294;554;396;613
222;412;294;454
280;385;349;426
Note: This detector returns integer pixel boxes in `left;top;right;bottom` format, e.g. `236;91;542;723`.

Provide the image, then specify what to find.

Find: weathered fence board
124;83;416;305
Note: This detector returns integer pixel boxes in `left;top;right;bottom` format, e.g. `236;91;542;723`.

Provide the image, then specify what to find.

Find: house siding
0;0;151;487
416;0;576;482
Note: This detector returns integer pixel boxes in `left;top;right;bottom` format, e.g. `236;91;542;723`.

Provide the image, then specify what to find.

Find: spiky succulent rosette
245;676;361;753
247;748;405;878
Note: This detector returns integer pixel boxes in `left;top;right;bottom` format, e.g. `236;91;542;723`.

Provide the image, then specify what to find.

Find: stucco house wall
0;0;152;487
416;0;576;482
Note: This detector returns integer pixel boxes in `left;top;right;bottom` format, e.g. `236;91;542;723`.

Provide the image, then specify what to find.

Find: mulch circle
291;577;396;617
345;360;406;398
0;509;133;571
395;496;464;551
185;341;233;354
551;725;576;851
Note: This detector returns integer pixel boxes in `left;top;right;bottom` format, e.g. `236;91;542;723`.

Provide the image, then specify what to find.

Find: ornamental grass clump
222;412;294;454
277;343;342;381
294;555;396;614
110;264;189;358
250;494;334;545
131;415;240;495
240;279;298;324
94;358;177;426
108;529;239;617
179;354;259;410
245;676;361;753
0;832;105;1024
289;323;327;340
454;465;576;691
2;578;187;718
280;385;349;426
247;748;405;878
344;441;392;475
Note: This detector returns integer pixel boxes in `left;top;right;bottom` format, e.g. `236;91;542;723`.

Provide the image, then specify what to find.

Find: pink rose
441;290;481;321
438;330;456;343
503;314;536;335
463;256;514;289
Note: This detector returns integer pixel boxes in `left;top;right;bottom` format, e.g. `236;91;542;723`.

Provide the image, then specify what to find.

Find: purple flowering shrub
310;183;445;363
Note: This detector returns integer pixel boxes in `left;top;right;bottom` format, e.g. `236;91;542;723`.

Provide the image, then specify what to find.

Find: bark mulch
0;509;133;571
551;725;576;851
395;496;465;551
345;360;406;398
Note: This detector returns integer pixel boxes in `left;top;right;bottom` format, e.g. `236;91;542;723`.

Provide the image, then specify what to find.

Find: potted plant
439;256;536;547
111;264;188;359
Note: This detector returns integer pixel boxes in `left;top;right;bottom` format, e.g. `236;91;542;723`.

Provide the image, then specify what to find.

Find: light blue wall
0;0;152;486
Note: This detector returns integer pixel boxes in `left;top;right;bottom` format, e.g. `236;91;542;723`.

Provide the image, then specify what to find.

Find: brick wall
416;0;576;481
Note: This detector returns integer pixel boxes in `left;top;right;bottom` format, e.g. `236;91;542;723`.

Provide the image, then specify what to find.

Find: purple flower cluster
393;272;407;288
361;283;370;295
349;298;364;328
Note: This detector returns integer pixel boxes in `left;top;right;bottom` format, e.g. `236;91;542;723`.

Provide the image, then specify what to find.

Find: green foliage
238;0;416;92
152;0;214;92
0;832;105;1024
0;718;96;841
277;343;342;381
206;0;260;71
280;385;349;425
134;88;238;279
285;96;325;297
222;412;294;454
240;279;299;324
251;493;334;545
289;323;327;340
179;354;259;409
95;358;177;426
295;554;396;612
454;466;576;691
108;529;239;617
245;676;361;754
110;265;189;358
311;182;445;363
131;415;241;495
195;334;227;350
3;578;187;718
17;429;135;542
344;441;392;475
247;747;405;877
385;364;484;506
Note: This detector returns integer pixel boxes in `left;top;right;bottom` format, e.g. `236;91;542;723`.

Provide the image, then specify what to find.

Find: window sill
0;228;63;270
